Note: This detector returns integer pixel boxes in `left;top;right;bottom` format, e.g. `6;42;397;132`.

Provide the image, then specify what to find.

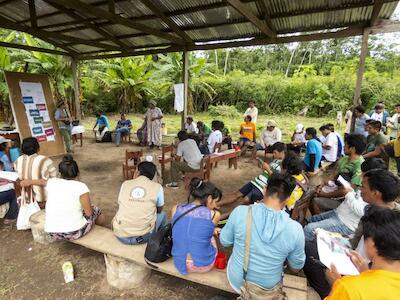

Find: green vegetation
1;29;400;121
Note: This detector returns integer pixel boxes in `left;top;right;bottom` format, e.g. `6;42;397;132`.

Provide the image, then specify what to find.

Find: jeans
0;189;19;220
60;127;72;152
304;210;353;241
115;127;130;145
117;211;167;245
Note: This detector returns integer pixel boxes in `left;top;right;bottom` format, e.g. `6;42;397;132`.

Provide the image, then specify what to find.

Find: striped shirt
14;154;58;202
251;159;282;192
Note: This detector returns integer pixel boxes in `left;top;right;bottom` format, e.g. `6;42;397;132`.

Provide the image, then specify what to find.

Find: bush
208;105;240;118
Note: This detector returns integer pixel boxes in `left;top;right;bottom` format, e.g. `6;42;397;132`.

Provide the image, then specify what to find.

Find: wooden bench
208;149;240;170
29;210;309;299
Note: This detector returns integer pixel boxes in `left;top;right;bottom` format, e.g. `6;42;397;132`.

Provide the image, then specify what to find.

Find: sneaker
166;182;179;189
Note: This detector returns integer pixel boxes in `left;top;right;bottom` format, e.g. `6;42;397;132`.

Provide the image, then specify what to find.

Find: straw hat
149;100;157;106
266;120;277;127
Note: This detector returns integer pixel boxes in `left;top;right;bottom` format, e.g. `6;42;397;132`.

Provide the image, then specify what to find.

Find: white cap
0;136;11;144
295;124;304;133
266;120;277;127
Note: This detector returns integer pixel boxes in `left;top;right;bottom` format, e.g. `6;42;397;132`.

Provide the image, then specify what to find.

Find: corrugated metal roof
0;0;398;57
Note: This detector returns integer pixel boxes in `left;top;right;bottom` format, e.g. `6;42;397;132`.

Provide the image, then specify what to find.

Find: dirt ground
0;136;262;300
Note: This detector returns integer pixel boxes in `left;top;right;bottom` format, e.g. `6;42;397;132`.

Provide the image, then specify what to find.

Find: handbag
17;187;40;230
238;206;288;300
144;204;201;264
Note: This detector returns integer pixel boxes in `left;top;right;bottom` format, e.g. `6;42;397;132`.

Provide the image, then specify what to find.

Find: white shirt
370;112;383;122
335;191;367;231
176;139;202;169
184;122;198;134
260;127;282;148
344;110;352;134
388;113;399;138
207;130;222;153
322;132;338;162
45;178;90;233
244;107;258;124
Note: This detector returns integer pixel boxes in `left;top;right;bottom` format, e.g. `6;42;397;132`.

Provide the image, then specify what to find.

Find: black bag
72;120;80;126
144;205;201;264
102;131;112;142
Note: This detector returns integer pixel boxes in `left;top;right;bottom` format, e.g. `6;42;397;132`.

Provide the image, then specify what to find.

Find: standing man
244;100;258;124
115;113;132;147
354;105;370;137
368;103;389;133
54;100;72;153
387;103;400;140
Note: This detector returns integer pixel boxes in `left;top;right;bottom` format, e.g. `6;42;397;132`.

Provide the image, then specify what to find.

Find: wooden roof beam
39;17;98;30
46;0;185;45
140;0;193;44
370;0;385;26
108;0;115;14
0;41;70;56
0;0;17;7
0;15;118;52
226;0;276;37
43;0;132;49
28;0;37;28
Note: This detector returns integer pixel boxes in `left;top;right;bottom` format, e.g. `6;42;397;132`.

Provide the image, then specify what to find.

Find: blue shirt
220;204;305;291
96;115;109;128
9;147;21;163
304;139;322;170
0;151;13;171
117;119;132;128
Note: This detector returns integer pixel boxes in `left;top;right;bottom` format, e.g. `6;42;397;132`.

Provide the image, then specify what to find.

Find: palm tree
86;56;155;112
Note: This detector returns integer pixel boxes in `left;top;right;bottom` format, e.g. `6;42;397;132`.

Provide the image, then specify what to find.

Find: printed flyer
19;81;56;142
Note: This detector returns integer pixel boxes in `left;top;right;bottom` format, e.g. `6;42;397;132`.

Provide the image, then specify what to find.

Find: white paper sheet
0;171;19;181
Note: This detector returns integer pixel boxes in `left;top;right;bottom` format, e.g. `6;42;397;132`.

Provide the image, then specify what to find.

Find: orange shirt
240;122;256;141
326;270;400;300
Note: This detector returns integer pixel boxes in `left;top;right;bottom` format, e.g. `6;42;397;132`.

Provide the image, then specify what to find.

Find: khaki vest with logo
112;176;161;237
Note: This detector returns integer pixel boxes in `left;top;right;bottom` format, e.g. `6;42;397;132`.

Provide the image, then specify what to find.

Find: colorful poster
19;81;56;142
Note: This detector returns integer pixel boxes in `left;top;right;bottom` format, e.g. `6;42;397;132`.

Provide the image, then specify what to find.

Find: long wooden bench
30;210;309;299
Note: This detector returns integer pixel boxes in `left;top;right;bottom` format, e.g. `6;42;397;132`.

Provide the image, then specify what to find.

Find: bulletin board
4;71;65;157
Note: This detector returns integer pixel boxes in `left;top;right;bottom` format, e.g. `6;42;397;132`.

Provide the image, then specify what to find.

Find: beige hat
149;100;157;106
0;136;11;144
266;120;277;127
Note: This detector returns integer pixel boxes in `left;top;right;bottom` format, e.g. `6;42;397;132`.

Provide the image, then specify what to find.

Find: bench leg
30;217;56;245
104;254;151;290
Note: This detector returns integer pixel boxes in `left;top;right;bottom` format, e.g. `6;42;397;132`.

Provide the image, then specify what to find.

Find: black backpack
102;131;112;142
144;205;201;264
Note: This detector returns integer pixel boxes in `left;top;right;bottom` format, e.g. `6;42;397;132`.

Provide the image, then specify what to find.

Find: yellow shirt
326;270;400;300
240;122;256;141
388;137;400;157
287;174;305;210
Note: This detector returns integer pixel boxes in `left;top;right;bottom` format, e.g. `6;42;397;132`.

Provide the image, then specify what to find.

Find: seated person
287;123;306;154
312;134;366;213
304;158;385;242
325;206;400;300
14;137;58;208
184;116;198;134
303;127;323;173
166;131;202;189
196;121;211;143
238;115;256;156
282;152;309;212
0;161;18;225
320;125;339;163
326;123;344;158
303;167;400;299
207;120;222;154
372;134;400;176
363;120;388;158
93;112;110;142
137;116;147;146
115;113;132;146
113;162;167;245
171;178;221;275
21;155;105;241
0;137;13;171
368;102;389;132
220;121;232;149
217;142;285;216
220;174;305;296
251;120;282;159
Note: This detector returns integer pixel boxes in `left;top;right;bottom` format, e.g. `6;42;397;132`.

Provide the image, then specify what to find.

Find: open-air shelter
1;0;400;125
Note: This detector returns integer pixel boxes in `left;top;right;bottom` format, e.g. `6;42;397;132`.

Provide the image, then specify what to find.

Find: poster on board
19;81;56;143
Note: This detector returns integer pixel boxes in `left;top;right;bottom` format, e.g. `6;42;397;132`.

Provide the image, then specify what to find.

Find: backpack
102;131;112;142
144;205;201;264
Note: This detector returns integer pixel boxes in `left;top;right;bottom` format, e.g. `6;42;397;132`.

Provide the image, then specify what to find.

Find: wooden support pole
181;50;189;130
71;58;81;120
351;28;370;132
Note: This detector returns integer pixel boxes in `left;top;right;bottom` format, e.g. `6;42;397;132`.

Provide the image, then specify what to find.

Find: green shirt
251;159;282;192
203;124;212;136
338;155;365;187
221;127;230;137
366;132;388;153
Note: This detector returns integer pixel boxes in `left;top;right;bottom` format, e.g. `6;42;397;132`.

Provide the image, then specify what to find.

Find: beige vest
112;176;161;237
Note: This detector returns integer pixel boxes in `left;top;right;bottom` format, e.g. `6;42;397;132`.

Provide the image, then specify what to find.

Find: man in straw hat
251;120;282;160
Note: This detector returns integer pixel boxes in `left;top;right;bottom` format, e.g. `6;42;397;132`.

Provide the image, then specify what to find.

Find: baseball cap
295;124;304;133
0;136;11;144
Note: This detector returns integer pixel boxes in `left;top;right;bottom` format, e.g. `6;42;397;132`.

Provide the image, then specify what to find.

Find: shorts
239;182;264;204
239;137;251;144
49;206;101;241
186;237;217;273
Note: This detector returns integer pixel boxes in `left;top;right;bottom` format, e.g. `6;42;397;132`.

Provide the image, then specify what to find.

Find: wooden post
351;28;370;132
181;50;189;130
71;58;81;120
